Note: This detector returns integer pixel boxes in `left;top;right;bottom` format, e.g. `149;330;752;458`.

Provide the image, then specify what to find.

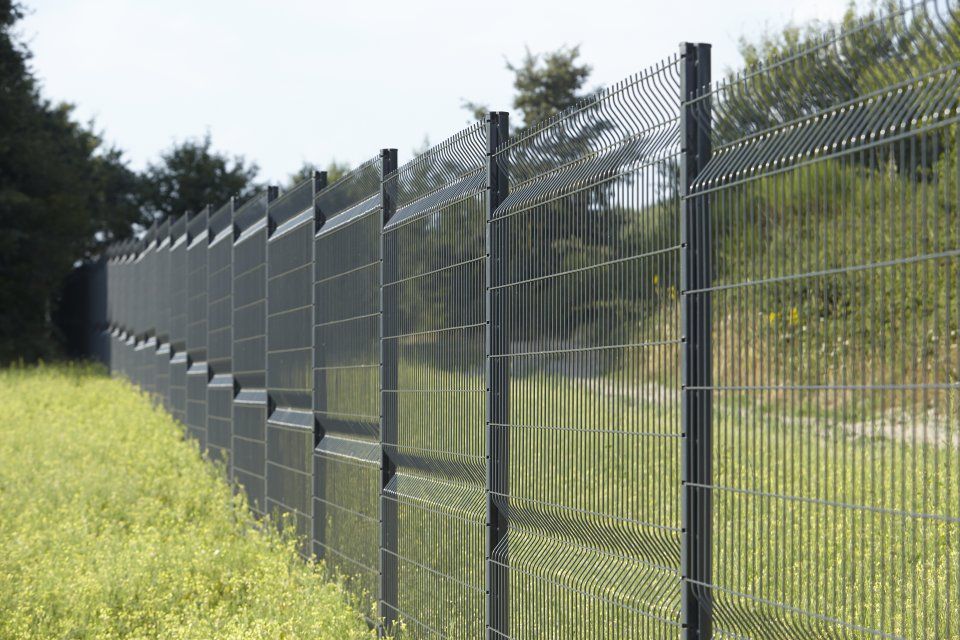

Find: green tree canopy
464;45;592;131
137;133;259;222
0;0;140;361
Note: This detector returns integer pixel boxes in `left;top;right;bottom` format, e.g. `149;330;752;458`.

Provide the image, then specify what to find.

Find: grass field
0;363;374;640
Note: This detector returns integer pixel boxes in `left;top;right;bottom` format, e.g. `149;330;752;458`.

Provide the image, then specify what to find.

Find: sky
19;0;857;184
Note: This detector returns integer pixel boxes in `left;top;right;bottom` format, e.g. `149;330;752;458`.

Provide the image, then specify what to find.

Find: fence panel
132;238;144;384
232;191;275;516
112;243;128;377
312;153;390;621
381;124;488;637
687;3;960;637
131;237;142;385
131;240;144;386
115;244;127;376
154;218;171;408
186;207;211;450
145;227;159;392
136;227;157;393
106;245;119;373
121;244;136;380
266;173;326;549
489;55;688;638
169;214;189;424
208;200;236;464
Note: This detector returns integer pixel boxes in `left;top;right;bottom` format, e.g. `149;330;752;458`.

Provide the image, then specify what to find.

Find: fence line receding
72;4;960;637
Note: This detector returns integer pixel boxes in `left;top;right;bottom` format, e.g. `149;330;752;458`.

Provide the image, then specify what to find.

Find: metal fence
169;214;189;425
187;206;211;449
208;200;235;463
72;3;960;637
232;188;276;517
383;121;490;636
154;217;171;402
266;172;328;549
687;4;960;637
312;153;389;622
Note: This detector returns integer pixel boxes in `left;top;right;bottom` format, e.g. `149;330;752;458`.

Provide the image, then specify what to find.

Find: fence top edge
233;191;270;234
314;155;382;224
209;199;235;238
187;206;210;245
269;174;323;228
316;193;380;238
495;52;683;159
392;121;486;215
316;154;380;199
692;0;960;191
693;0;959;104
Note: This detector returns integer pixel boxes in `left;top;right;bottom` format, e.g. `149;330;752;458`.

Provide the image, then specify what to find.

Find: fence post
379;147;399;636
485;111;509;640
680;42;713;640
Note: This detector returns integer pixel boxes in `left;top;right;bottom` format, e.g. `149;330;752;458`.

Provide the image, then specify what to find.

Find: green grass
0;363;375;640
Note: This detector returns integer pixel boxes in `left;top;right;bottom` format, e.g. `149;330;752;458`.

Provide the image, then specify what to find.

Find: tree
137;133;259;222
0;0;141;362
463;45;592;131
87;144;143;251
508;45;592;130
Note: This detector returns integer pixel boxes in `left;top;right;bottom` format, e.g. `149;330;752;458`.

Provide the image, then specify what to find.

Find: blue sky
20;0;856;183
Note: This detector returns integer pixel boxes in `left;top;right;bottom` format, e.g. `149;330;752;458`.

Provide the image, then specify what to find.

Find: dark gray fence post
680;41;712;640
485;111;509;640
378;147;399;636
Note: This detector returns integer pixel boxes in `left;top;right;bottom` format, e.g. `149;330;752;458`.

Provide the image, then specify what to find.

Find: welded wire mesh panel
133;239;144;386
489;57;686;638
106;247;120;374
382;124;488;637
112;247;127;377
131;245;145;387
135;332;153;392
687;2;960;637
186;208;210;449
136;232;156;393
120;246;133;378
155;218;171;409
144;230;159;393
124;333;136;379
233;193;271;515
138;239;152;384
312;156;383;619
266;176;321;548
120;248;135;379
116;248;127;377
207;201;235;465
169;215;189;424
